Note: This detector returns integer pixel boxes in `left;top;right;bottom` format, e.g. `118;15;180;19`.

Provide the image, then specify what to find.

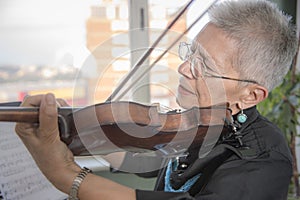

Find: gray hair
208;0;298;91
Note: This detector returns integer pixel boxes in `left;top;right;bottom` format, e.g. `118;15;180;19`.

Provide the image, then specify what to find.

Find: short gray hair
208;0;298;91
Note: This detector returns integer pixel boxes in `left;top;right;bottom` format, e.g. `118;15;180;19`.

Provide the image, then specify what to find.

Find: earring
237;109;247;124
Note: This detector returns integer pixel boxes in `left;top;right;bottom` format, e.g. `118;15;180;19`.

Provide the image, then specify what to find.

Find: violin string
112;0;219;102
159;104;174;112
106;0;195;102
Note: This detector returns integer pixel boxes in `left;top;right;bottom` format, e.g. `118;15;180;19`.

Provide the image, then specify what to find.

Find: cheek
176;89;199;109
195;79;228;106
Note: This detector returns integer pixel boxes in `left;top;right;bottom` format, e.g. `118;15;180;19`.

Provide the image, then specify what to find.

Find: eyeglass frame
178;42;259;84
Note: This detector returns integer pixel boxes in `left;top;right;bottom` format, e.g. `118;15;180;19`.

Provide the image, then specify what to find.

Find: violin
0;101;232;157
0;0;226;157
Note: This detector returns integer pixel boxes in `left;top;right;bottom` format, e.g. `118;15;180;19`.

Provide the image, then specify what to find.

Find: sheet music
0;122;67;200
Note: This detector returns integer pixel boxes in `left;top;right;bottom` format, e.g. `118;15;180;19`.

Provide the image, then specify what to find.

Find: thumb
38;93;59;139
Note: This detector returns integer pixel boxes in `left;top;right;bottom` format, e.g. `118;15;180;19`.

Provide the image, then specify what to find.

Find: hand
56;97;71;107
15;93;136;199
15;93;81;192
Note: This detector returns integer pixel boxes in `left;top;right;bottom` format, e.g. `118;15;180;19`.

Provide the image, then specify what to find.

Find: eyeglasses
178;42;258;84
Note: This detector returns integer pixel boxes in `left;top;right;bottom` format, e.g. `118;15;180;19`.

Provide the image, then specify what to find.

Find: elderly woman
15;0;298;199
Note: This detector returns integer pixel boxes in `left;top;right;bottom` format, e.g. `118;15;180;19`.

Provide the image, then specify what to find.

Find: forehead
193;23;237;71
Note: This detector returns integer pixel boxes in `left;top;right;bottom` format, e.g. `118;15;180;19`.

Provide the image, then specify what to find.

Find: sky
0;0;98;67
0;0;214;68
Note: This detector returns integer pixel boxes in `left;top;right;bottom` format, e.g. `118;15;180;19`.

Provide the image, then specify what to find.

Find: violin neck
0;107;76;124
0;107;40;123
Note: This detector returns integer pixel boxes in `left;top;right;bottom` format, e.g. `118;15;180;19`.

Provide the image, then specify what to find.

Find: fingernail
46;93;55;105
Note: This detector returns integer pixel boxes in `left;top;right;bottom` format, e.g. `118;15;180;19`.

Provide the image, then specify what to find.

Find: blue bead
237;113;247;123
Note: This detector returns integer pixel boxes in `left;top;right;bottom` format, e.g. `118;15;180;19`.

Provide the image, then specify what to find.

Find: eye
202;58;220;75
190;44;197;54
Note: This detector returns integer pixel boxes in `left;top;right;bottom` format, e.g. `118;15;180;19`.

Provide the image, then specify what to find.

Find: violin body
0;101;232;157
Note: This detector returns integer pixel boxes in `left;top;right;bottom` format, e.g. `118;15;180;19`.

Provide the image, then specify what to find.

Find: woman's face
177;23;242;112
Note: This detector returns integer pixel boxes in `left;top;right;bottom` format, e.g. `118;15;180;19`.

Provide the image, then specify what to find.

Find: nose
178;60;194;79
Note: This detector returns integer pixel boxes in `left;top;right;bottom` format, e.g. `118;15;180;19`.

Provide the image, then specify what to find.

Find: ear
240;85;268;108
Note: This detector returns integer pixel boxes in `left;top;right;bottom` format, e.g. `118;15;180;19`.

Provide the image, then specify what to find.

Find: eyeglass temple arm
207;75;259;84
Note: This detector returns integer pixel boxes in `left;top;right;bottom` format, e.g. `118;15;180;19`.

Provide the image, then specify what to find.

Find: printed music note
0;122;67;200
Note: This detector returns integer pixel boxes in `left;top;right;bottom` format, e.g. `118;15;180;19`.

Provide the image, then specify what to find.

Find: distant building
85;0;186;108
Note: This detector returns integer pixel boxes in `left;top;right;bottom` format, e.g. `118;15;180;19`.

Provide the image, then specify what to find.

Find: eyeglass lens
179;42;191;61
179;42;204;78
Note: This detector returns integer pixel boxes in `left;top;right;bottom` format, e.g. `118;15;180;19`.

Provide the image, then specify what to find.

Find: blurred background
0;0;218;108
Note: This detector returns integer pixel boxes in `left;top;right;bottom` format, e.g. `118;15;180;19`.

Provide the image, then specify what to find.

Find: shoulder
242;108;292;163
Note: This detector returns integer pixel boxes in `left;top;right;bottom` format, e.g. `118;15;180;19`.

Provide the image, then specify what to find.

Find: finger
38;93;59;139
15;122;37;137
15;122;39;150
56;98;70;107
20;94;44;107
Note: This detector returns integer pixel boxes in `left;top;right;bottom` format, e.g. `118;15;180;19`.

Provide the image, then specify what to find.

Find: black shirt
136;106;292;200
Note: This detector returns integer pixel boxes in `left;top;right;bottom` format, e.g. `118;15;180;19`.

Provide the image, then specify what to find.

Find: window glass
0;0;215;108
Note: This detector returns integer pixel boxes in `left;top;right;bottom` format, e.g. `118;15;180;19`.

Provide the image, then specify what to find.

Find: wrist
69;167;93;200
48;164;82;194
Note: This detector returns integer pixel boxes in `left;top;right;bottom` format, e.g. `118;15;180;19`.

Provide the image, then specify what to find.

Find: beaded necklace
164;159;201;192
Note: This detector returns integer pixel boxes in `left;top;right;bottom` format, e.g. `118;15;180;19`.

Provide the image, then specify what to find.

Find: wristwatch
68;167;92;200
